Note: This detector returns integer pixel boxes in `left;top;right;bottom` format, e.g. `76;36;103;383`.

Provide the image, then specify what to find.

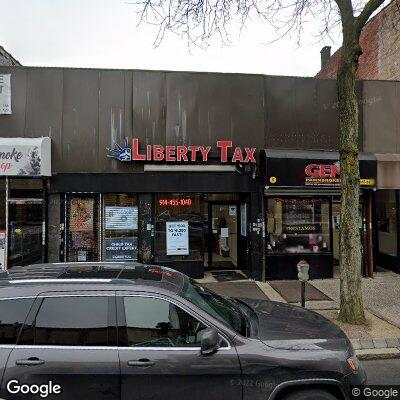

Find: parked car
0;262;365;400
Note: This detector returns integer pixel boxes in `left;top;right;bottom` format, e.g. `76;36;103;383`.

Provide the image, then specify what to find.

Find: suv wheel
282;388;338;400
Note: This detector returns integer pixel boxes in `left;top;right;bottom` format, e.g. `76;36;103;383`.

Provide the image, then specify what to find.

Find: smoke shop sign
108;139;256;163
0;137;51;176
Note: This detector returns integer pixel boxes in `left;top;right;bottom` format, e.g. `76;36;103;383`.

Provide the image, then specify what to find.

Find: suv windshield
182;279;247;336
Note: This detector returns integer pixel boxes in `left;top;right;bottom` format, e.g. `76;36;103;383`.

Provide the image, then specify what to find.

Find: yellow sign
269;176;277;184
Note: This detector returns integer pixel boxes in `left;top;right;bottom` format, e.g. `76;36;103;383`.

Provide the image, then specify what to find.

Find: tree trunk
337;35;366;324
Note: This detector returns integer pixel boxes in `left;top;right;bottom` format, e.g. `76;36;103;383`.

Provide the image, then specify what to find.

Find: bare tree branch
355;0;386;36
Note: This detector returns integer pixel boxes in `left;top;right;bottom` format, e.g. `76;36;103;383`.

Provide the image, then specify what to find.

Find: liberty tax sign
166;221;189;255
0;137;51;176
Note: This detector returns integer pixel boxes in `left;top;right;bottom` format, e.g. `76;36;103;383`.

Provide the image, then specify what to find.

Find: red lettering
331;164;340;177
232;147;244;163
132;139;146;161
188;146;199;161
217;141;232;163
320;165;331;178
305;164;319;177
146;145;152;161
165;146;176;162
199;146;211;161
153;145;165;161
244;147;256;163
176;146;188;162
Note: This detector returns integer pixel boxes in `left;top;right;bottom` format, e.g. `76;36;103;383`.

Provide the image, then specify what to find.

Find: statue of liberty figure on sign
107;138;132;162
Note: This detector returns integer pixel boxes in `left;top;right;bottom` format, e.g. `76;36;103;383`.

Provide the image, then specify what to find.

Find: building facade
316;0;400;80
0;66;399;280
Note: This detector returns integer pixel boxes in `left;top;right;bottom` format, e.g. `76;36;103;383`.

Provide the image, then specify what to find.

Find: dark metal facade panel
264;77;363;150
98;70;127;173
0;67;27;137
132;70;166;146
363;80;400;153
24;68;63;170
61;69;100;172
165;72;265;150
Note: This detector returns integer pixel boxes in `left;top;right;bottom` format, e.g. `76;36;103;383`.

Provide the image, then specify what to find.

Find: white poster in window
105;206;138;230
0;74;11;114
229;206;237;216
166;221;189;255
240;203;247;237
220;228;229;238
77;250;87;262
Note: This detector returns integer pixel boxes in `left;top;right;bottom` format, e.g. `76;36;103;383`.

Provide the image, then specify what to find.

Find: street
363;359;400;385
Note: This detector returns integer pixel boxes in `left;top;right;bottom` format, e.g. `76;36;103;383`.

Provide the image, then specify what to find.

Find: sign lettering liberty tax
0;74;11;114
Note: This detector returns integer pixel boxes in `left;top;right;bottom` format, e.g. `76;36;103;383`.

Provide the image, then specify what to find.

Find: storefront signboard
166;221;189;255
0;137;51;176
264;150;377;188
0;231;5;270
108;139;256;164
0;74;11;115
105;237;138;260
105;206;138;230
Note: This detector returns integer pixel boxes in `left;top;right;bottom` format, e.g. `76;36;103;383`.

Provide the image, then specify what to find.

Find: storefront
48;139;263;279
262;149;377;280
0;137;51;270
374;154;400;274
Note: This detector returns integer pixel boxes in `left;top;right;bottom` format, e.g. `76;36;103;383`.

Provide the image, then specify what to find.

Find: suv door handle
127;359;155;367
16;357;45;366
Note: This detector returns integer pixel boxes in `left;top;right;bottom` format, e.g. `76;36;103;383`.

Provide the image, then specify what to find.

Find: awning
261;149;376;189
375;153;400;189
0;137;51;176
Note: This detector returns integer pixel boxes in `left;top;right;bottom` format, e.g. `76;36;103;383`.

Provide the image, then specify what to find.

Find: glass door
8;200;44;268
208;204;239;269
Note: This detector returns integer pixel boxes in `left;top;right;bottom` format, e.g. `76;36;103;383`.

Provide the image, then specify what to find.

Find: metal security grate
65;194;100;262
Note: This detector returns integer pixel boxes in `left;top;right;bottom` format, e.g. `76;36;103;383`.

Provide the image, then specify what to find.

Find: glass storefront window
155;194;204;262
103;194;138;261
376;190;397;257
266;197;331;254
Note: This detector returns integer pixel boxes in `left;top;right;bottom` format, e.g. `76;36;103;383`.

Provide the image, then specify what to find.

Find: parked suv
0;262;365;400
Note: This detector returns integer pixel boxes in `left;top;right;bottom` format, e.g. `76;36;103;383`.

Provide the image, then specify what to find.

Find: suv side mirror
200;327;220;355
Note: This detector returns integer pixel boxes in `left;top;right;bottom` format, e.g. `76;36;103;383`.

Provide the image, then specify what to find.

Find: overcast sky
0;0;342;76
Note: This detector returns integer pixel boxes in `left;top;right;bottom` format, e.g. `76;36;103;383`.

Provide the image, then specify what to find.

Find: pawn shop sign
108;139;256;164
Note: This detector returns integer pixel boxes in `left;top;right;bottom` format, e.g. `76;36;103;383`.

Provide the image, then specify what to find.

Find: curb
356;347;400;360
351;337;400;350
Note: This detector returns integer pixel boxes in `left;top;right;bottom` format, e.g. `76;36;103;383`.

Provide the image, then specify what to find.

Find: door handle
127;359;155;367
16;357;45;366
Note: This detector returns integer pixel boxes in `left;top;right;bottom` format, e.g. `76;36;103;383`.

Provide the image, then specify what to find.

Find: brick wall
0;46;20;66
316;0;400;80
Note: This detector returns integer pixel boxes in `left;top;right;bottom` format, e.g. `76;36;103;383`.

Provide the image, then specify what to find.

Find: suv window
122;296;207;347
0;298;34;344
20;296;110;346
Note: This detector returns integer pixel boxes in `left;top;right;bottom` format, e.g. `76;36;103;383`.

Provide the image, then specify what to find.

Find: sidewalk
257;270;400;360
198;269;400;360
